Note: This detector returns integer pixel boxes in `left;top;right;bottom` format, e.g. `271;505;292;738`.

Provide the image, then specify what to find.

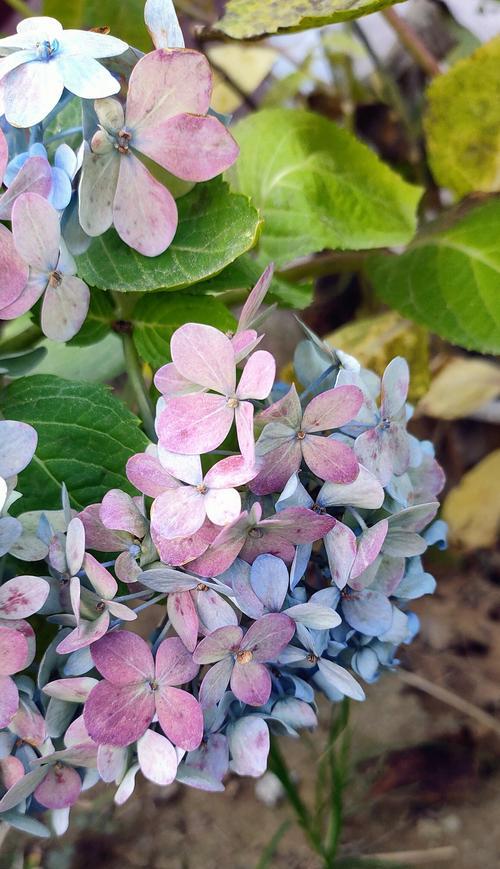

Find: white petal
56;55;120;99
41;275;89;342
61;31;128;59
3;61;63;128
204;488;241;527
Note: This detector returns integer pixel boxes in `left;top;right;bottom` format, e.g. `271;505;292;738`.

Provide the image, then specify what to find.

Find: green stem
278;250;372;283
382;8;442;77
0;325;43;355
121;332;156;441
3;0;34;16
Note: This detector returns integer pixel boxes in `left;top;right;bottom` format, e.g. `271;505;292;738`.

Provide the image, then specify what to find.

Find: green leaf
424;36;500;197
2;376;148;513
76;180;261;293
194;255;313;309
43;0;151;51
367;199;500;354
36;334;125;383
132;294;236;369
68;289;116;347
227;109;422;268
0;347;47;378
214;0;404;39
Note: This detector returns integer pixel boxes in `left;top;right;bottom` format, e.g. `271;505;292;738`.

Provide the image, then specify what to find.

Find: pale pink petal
231;330;260;363
237;350;276;400
231;661;271;706
125;48;212;131
115;551;142;584
155;635;199;686
240;613;295;662
56;612;110;654
324;522;356;590
65;517;86;576
136;112;238;180
101;489;147;538
350;520;389;580
157;392;234;454
0;675;19;728
12;191;59;271
167;592;199;653
318;465;384;510
152;486;206;539
257;384;302;428
137;729;178;785
83;553;117;599
238;264;274;333
154;362;203;398
249;439;302;496
155;685;204;750
84;680;154;746
228;716;269;777
171;323;236;394
43;677;98;703
0;272;45;320
41;275;90;342
0;129;7;181
34;765;81;810
91;631;154;684
302;435;359;483
64;715;93;748
0;625;29;675
70;576;81;622
0;156;52;221
151;519;216;566
0;224;28;308
235;400;256;463
97;744;128;783
354;428;393;486
0;576;49;619
302;385;364;433
204;455;256;489
239;534;296;565
199;656;233;709
9;695;46;746
107;600;137;621
381;357;409;418
113;151;178;256
0;756;25;791
263;507;335;544
126;451;179;497
188;515;248;577
195;587;238;633
204;487;241;527
193;625;243;664
157;448;202;485
78;503;129;552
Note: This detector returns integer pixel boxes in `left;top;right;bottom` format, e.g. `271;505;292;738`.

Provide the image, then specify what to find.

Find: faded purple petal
0;224;28;308
231;660;271;706
83;553;117;599
101;489;147;538
302;435;359;483
84;680;154;747
155;685;204;751
158;392;233;454
155;636;199;686
199;656;234;709
91;631;154;684
34;765;81;810
240;613;295;662
113;150;178;257
0;625;28;676
136;113;238;181
324;522;356;590
168;591;199;653
302;385;363;433
237;350;275;401
193;625;243;664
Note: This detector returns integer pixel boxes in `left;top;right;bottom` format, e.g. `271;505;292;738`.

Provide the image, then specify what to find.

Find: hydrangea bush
0;0;446;841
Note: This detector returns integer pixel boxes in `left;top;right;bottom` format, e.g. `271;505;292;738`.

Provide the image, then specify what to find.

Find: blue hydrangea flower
4;142;77;210
0;17;127;128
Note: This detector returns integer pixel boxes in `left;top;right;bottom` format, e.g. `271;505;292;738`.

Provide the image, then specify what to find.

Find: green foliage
194;255;313;309
424;36;500;197
76;180;261;293
214;0;404;39
1;376;148;513
36;335;124;383
132;294;236;369
227;109;422;268
367;199;500;354
68;289;116;347
43;0;151;50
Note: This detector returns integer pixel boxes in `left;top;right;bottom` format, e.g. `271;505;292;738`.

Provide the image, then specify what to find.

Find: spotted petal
84;680;154;747
41;274;90;342
158;392;234;454
0;575;49;619
302;385;363;432
0;625;28;676
137;728;178;785
34;765;81;810
155;685;203;751
12;191;59;272
0;225;28;308
91;631;154;684
113;150;178;256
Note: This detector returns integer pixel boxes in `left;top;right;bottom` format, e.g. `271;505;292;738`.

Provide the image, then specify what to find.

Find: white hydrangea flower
0;17;127;128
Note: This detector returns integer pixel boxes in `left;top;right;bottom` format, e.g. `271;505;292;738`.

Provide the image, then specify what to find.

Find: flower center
196;484;208;495
307;653;319;664
49;270;62;288
297;430;306;440
148;679;159;692
96;600;106;613
248;527;263;539
196;583;208;592
381;417;391;430
115;129;132;155
236;650;253;664
36;39;59;60
226;396;239;409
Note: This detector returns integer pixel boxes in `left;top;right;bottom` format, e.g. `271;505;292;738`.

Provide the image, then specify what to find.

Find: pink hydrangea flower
324;519;389;590
193;612;295;708
84;631;203;750
157;323;275;460
0;192;89;341
0;128;52;221
250;383;363;495
79;48;239;256
0;624;31;728
79;489;148;583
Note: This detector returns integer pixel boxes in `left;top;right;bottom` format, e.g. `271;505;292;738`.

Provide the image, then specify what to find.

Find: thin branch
398;669;500;738
121;332;156;441
382;8;442;77
278;250;372;283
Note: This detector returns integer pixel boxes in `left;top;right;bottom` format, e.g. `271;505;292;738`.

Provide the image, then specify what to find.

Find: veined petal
231;660;271;706
151;486;206;539
250;438;302;497
113;151;178;256
127;450;179;497
79;143;120;237
84;680;154;747
135;112;238;181
0;225;28;308
3;60;64;128
125;48;212;132
238;264;274;333
237;350;275;401
158;393;233;455
257;384;302;429
302;385;363;433
101;489;147;538
137;729;178;786
61;30;128;59
154;362;203;398
167;591;199;652
193;625;242;664
317;658;365;701
199;656;233;709
0;156;52;221
0;625;28;675
83;553;117;599
91;630;154;684
41;274;90;342
155;636;199;686
55;612;110;654
155;685;203;751
12;191;59;272
57;54;120;99
171;323;236;394
350;520;388;580
204;454;256;489
240;612;295;662
302;435;359;484
324;522;357;590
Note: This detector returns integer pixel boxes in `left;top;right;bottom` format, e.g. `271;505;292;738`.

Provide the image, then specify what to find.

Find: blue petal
3;152;29;186
48;166;72;210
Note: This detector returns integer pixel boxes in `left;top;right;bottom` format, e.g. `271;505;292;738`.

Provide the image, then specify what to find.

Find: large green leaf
194;255;313;309
132;294;236;370
227;109;422;268
43;0;151;50
214;0;404;39
2;376;148;513
367;199;500;354
76;180;261;292
424;37;500;197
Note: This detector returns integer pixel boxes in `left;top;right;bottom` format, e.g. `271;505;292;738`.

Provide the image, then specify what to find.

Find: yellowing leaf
424;37;500;196
416;357;500;420
443;450;500;550
325;311;430;402
208;45;277;114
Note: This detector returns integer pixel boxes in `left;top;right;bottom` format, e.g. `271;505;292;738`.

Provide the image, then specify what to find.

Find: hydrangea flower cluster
0;267;446;836
0;1;239;339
